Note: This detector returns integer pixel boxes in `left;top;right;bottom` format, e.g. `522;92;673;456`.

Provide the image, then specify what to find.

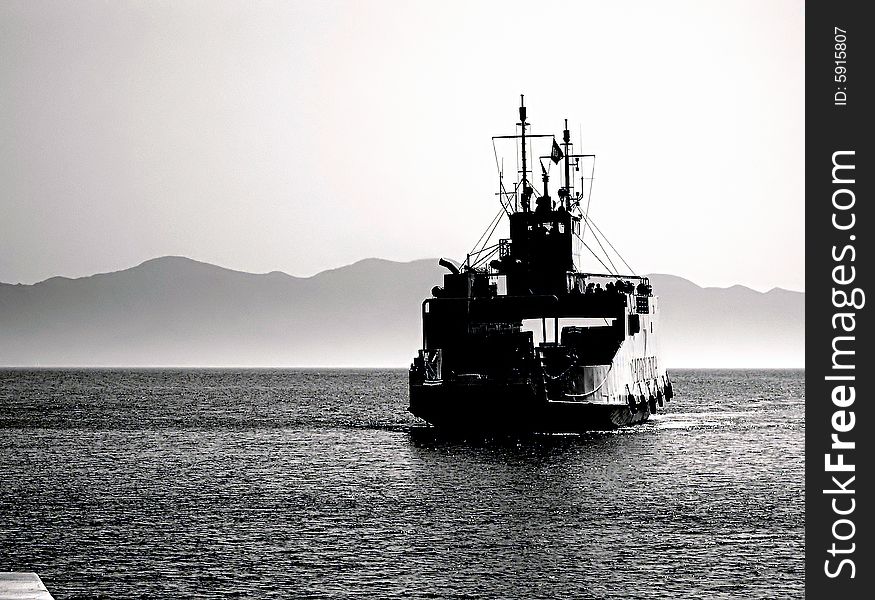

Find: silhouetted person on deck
521;185;533;213
535;195;551;218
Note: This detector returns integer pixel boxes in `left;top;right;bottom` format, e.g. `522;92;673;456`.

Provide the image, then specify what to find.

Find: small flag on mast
551;139;564;164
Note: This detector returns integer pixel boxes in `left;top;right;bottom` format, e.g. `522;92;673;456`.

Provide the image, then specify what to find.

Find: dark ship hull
408;97;672;433
409;379;657;433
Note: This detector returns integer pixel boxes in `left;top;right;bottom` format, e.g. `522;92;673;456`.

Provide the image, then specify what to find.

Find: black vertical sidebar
806;1;873;598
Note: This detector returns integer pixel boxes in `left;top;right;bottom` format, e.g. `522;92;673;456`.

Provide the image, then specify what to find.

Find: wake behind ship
409;97;673;433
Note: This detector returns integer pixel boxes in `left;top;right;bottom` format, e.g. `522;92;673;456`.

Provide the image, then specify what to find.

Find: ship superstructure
409;97;672;432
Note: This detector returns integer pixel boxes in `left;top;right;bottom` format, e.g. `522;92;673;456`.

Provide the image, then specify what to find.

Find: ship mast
563;119;571;208
519;95;529;213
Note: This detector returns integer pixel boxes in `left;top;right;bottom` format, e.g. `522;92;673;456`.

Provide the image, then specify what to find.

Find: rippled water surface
0;369;803;599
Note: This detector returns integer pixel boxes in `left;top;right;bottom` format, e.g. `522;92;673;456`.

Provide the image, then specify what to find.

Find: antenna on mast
541;161;550;199
562;118;571;206
519;94;532;213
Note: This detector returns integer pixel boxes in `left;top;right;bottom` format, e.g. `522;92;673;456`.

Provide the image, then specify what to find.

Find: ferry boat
408;97;673;432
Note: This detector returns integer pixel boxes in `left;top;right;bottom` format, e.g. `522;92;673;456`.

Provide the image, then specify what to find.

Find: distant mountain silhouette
647;273;802;368
0;257;802;367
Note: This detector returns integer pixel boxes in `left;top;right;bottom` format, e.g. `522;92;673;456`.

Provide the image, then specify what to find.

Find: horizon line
0;364;806;370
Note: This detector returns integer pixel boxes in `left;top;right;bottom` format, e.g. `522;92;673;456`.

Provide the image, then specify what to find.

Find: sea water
0;369;803;599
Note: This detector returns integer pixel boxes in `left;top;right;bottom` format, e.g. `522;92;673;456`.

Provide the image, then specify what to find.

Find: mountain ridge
0;256;803;368
4;257;803;294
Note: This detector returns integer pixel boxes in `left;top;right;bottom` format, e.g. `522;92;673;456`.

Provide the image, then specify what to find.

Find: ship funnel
439;258;459;275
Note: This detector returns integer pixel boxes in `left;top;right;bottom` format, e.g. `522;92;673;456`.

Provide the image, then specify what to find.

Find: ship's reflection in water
1;368;802;599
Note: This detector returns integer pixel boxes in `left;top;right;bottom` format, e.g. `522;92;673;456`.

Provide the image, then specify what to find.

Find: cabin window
522;319;548;345
494;276;508;296
558;223;565;233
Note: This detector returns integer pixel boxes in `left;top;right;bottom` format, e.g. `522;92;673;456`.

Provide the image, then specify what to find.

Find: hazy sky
1;0;804;291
